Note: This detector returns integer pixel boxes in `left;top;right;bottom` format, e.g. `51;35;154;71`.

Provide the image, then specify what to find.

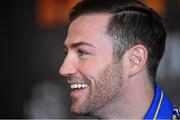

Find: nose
59;56;77;77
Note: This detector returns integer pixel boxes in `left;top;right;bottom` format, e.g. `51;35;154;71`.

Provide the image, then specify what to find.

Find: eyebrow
65;41;96;49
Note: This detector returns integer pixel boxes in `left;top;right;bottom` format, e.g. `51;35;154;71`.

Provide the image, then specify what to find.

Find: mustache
63;74;93;84
66;75;83;81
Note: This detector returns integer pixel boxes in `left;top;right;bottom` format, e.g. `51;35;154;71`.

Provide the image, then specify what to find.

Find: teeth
70;83;88;89
78;84;81;88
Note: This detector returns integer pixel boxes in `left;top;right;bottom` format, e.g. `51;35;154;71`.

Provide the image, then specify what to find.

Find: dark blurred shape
165;0;180;31
24;80;72;118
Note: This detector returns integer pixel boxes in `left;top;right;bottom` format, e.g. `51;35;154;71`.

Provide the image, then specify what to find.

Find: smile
70;83;89;90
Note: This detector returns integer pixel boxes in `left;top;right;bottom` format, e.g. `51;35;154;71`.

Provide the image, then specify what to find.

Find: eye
77;49;88;57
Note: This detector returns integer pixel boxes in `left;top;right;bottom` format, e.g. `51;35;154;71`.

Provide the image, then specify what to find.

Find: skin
59;14;154;118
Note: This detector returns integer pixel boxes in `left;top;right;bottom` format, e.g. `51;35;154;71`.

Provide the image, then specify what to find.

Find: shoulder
172;105;180;119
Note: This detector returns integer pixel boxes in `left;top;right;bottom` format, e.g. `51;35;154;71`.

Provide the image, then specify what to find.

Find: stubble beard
72;60;124;117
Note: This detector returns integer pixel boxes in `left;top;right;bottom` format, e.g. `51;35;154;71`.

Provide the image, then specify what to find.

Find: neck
93;74;155;119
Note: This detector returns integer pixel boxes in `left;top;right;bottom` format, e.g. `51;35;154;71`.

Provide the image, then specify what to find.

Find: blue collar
144;84;173;119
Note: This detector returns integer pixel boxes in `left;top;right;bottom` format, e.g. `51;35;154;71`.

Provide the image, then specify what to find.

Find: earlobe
129;45;148;77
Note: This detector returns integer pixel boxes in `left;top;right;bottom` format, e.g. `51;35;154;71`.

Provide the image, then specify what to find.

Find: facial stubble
71;61;124;117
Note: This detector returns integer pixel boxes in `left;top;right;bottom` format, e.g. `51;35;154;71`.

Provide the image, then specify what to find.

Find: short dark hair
69;0;167;82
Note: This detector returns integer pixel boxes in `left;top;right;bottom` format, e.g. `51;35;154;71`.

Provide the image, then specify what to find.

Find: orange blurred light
37;0;80;28
140;0;167;16
37;0;167;28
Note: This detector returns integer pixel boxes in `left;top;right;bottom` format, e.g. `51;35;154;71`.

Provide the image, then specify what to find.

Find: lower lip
71;87;88;97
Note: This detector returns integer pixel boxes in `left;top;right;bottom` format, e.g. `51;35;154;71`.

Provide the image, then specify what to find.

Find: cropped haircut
69;0;167;82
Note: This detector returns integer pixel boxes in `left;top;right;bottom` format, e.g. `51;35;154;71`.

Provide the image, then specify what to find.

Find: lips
68;83;89;98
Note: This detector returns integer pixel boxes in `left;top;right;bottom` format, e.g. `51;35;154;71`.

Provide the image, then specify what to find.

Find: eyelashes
77;49;89;57
63;48;91;58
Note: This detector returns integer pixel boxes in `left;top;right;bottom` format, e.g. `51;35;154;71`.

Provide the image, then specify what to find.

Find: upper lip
67;80;88;85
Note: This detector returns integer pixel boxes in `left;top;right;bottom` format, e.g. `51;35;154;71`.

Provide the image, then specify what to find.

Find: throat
93;91;129;119
92;84;154;119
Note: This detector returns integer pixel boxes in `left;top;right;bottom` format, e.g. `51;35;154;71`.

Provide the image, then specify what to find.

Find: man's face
60;14;125;116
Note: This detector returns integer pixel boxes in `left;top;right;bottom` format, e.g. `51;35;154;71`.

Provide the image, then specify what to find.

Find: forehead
65;14;112;47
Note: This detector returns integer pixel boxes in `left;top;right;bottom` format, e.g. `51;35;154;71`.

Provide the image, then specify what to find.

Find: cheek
78;56;113;77
80;63;124;113
80;60;96;71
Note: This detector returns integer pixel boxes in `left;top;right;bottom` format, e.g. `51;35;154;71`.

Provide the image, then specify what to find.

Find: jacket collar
144;84;173;119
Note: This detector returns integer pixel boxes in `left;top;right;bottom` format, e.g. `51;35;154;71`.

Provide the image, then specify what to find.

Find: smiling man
59;0;179;119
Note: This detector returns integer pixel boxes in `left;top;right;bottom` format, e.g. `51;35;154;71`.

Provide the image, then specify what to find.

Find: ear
128;45;148;77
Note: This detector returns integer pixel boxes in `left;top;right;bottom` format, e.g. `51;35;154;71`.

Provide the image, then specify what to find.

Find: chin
71;104;82;115
71;105;92;117
71;106;79;114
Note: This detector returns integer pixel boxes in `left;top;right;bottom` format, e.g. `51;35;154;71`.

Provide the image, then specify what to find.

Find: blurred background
2;0;180;118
